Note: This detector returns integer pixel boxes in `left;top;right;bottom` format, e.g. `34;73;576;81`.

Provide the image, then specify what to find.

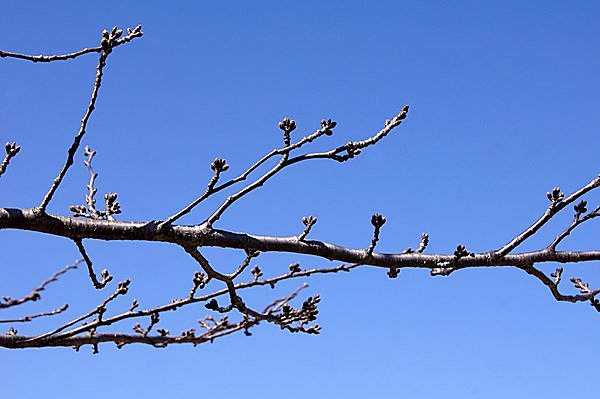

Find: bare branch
1;27;599;351
0;304;68;324
0;260;81;309
298;216;317;241
366;213;386;256
548;202;600;251
73;239;113;289
0;25;142;63
38;27;143;212
161;120;336;227
495;175;600;257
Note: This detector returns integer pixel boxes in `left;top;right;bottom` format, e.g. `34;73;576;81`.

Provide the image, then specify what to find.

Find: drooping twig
73;238;113;289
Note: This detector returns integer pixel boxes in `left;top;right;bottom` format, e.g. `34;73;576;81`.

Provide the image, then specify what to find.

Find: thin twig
38;27;142;212
0;142;20;178
495;174;600;257
0;260;81;309
0;25;142;63
0;304;68;323
73;239;112;289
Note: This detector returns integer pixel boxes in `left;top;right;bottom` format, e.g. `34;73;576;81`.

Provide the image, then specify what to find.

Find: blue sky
1;1;599;397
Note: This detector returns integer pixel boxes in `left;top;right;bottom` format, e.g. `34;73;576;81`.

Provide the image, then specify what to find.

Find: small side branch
163;120;337;227
0;260;81;309
548;201;600;251
297;216;317;241
496;175;600;257
38;27;142;212
0;25;142;63
69;146;121;220
0;304;68;324
518;263;600;304
160;158;229;227
367;213;386;256
73;239;113;289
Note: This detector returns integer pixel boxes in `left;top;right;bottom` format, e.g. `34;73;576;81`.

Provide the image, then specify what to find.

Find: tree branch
38;26;143;212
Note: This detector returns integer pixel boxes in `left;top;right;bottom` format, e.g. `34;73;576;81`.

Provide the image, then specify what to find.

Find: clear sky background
1;1;599;397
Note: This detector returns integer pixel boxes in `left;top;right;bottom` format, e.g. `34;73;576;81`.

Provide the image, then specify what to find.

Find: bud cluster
210;158;229;173
547;187;564;205
4;142;20;156
320;118;337;136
